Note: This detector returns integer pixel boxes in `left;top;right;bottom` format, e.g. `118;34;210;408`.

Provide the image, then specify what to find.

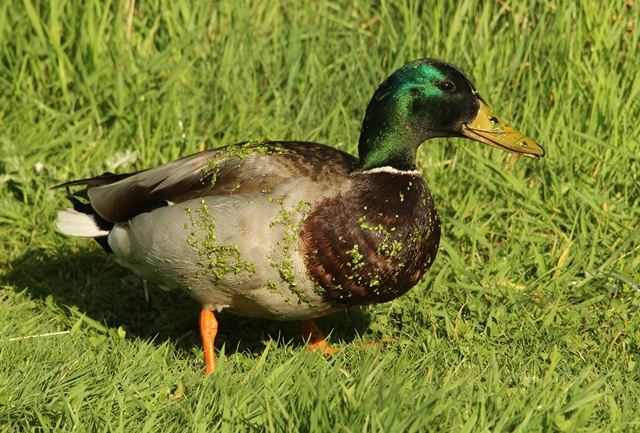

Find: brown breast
299;171;441;308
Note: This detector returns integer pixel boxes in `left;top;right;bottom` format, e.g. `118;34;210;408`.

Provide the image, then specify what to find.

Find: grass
1;0;639;431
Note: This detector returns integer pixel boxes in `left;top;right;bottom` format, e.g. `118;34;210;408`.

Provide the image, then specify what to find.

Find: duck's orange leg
200;309;218;375
302;319;339;355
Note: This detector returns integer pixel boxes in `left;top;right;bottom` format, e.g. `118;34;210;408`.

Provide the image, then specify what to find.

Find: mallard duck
55;59;544;374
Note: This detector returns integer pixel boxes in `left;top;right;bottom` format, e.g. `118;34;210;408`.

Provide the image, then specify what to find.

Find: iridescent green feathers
358;59;481;170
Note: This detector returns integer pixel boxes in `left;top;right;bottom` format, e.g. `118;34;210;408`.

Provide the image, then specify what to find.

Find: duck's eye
437;80;456;93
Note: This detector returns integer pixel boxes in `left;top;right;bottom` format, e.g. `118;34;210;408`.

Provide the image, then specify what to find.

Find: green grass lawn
1;0;639;431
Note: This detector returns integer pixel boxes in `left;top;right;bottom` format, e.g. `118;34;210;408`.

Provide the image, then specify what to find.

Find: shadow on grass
4;244;372;356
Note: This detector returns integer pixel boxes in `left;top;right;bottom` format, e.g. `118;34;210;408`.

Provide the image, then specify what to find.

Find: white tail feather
57;209;109;237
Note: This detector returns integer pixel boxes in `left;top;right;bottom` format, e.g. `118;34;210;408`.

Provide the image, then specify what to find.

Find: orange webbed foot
301;319;340;355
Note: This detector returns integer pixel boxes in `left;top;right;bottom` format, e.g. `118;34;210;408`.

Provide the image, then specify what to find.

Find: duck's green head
358;59;544;170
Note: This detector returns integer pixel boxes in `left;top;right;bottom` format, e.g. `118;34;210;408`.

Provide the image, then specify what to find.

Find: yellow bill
461;100;545;159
